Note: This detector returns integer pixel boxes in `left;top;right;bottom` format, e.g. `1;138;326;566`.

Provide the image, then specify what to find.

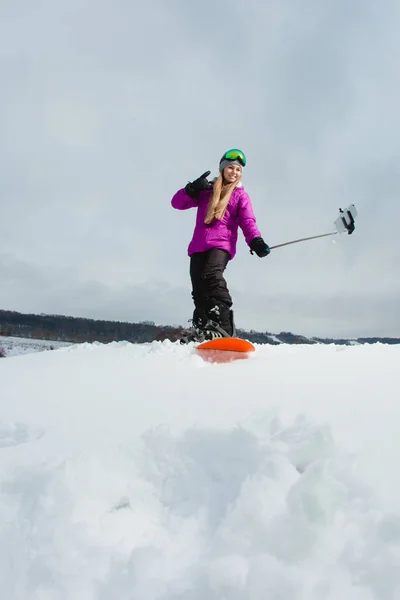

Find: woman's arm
236;190;262;245
171;188;198;210
171;171;211;210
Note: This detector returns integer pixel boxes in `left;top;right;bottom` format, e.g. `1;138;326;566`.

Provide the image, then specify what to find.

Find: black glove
185;170;211;198
250;237;271;257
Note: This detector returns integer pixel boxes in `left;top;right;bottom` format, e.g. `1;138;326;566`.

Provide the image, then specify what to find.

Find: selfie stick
269;205;357;251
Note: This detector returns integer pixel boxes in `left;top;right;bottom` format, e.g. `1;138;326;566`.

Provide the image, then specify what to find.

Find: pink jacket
171;183;261;259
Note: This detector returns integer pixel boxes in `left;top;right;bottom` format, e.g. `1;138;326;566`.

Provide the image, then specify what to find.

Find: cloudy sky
1;0;399;338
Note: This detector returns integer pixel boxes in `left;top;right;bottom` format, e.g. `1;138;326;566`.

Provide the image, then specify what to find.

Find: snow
0;335;72;357
0;340;400;599
267;334;282;344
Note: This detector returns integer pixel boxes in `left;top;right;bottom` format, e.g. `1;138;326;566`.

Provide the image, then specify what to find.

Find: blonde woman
171;149;270;343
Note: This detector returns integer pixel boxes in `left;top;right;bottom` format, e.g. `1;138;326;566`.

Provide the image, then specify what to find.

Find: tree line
0;309;399;346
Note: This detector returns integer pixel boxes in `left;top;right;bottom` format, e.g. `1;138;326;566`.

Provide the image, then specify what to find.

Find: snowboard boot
179;308;208;344
192;308;208;330
205;302;235;337
179;305;236;345
179;319;227;344
179;325;222;344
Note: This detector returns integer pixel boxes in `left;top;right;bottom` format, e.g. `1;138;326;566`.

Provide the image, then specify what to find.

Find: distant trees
0;309;183;345
0;309;399;347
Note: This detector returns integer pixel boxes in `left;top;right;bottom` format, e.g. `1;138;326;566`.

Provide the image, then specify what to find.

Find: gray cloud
1;0;399;337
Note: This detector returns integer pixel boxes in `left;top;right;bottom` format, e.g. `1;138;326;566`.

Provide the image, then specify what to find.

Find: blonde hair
204;173;241;224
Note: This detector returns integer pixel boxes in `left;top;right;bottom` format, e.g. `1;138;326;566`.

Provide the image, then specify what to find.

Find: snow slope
0;335;72;357
0;340;400;599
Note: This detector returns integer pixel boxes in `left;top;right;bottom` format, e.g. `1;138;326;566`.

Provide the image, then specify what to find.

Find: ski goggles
222;149;247;167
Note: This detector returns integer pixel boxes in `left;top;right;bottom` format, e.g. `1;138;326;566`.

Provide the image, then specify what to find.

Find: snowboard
195;337;255;363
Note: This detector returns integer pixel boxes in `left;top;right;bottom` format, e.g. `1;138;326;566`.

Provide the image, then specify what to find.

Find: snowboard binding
179;318;233;345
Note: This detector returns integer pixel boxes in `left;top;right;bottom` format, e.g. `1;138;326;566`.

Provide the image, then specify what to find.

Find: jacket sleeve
237;190;262;245
171;188;198;210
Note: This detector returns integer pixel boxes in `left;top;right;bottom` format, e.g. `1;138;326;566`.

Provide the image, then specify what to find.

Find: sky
1;339;400;598
1;0;399;338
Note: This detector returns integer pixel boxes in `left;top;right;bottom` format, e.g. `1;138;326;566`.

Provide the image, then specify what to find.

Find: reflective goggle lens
223;149;247;166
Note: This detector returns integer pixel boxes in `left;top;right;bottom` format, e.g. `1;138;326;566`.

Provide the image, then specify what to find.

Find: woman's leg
189;252;209;328
192;248;234;335
201;248;232;307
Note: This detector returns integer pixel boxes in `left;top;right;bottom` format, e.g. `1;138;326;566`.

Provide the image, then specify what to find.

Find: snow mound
0;340;399;599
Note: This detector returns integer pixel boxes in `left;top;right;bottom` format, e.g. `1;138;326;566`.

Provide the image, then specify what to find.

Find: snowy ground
0;340;399;599
0;335;72;357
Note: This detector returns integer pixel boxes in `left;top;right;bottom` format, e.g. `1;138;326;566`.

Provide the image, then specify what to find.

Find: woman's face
223;164;242;183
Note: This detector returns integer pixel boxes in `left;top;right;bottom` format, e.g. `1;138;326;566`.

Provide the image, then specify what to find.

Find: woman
171;148;270;343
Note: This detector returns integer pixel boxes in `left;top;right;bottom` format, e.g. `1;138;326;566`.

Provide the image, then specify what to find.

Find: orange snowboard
196;337;255;352
195;337;255;363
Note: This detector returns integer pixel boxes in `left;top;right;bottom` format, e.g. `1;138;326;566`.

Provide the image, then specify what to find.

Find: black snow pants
189;248;234;335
